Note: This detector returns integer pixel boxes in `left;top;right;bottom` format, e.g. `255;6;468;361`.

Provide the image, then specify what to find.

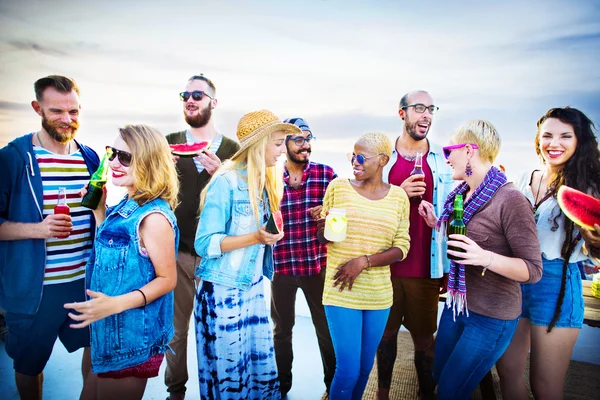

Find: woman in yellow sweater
317;132;410;400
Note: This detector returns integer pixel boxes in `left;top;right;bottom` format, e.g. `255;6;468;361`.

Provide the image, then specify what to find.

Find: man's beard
286;146;311;164
405;119;429;141
185;104;212;128
41;112;79;143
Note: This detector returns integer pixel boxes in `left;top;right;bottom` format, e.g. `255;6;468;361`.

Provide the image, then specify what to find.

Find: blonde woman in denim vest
194;110;301;399
65;125;179;399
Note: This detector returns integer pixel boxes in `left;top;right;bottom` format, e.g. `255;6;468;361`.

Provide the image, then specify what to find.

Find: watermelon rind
266;211;283;234
170;141;211;157
557;186;600;231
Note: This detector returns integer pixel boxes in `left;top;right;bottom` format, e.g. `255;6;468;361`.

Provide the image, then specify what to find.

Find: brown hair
188;74;216;97
34;75;80;101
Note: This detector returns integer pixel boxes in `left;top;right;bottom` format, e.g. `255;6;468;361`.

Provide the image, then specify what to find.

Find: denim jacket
85;196;179;373
382;139;454;278
194;169;274;290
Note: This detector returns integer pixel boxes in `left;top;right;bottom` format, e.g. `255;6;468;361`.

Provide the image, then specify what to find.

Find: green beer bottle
447;194;466;261
81;152;110;209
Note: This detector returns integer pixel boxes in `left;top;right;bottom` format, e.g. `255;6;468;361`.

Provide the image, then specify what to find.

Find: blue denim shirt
85;196;179;373
382;139;454;278
194;169;274;290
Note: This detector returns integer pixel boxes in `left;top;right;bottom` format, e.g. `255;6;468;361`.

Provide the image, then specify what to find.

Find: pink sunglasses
443;143;479;159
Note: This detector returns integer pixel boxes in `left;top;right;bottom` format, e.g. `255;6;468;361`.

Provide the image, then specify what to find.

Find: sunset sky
1;0;599;193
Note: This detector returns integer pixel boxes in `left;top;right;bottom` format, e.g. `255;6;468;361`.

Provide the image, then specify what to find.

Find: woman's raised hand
418;200;438;228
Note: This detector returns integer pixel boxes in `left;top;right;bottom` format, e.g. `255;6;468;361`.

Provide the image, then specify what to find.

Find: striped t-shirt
321;178;411;310
34;145;93;285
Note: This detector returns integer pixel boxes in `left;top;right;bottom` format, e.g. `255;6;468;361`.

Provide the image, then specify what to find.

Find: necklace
37;132;71;154
532;170;553;222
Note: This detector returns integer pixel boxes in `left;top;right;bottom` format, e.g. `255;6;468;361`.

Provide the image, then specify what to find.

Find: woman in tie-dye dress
193;110;302;399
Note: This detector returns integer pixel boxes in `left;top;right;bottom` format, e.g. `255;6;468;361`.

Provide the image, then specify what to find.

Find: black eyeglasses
287;135;315;146
106;146;132;167
401;104;439;114
179;91;213;102
347;153;384;165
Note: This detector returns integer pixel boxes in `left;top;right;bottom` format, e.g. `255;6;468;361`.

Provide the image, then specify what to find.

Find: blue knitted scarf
437;166;507;318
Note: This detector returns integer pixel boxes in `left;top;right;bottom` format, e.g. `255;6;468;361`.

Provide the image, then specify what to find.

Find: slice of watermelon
266;210;284;234
170;141;211;157
557;185;600;230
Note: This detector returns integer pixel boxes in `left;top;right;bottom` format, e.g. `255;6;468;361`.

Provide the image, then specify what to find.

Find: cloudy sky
1;0;599;184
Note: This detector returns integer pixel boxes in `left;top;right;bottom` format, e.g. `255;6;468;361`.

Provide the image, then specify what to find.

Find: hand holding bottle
79;183;107;224
401;174;426;199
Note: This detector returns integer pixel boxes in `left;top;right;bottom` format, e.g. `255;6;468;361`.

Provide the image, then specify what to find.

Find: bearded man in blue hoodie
0;75;100;400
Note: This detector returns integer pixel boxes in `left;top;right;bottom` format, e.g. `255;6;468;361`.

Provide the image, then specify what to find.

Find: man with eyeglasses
0;75;100;399
164;74;239;400
376;91;453;400
271;117;337;398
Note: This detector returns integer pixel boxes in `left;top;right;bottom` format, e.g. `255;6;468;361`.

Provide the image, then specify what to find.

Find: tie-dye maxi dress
195;244;280;400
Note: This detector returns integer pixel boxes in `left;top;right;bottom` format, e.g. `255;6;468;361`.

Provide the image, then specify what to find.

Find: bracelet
135;289;147;307
481;252;494;277
365;254;371;269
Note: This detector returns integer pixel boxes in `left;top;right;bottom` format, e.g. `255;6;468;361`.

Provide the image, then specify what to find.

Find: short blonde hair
119;124;180;210
452;120;501;163
357;132;393;157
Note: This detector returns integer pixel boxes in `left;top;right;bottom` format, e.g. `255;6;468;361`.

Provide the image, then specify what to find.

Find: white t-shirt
515;171;591;264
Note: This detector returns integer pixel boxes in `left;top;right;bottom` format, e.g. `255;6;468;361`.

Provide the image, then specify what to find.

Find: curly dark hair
534;106;600;332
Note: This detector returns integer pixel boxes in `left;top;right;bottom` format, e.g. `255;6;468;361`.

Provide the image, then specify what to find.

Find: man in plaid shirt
272;117;337;397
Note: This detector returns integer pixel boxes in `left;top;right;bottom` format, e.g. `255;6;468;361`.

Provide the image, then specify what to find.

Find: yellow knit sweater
321;178;410;310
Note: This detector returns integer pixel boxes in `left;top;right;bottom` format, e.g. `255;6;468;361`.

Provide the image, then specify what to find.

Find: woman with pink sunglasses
418;120;542;399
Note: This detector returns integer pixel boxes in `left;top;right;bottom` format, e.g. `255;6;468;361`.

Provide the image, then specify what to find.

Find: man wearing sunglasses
376;91;454;400
164;74;240;400
0;75;100;399
271;117;337;397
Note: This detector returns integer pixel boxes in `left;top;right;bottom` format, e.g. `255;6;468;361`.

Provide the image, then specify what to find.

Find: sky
1;0;599;199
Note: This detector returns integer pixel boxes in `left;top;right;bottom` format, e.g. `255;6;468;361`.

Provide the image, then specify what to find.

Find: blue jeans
434;308;518;400
325;305;390;400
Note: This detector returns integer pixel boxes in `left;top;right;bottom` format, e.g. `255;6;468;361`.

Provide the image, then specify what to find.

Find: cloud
0;101;30;112
8;40;69;56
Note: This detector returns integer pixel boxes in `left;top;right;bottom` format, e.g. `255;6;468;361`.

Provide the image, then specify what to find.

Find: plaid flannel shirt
273;162;337;276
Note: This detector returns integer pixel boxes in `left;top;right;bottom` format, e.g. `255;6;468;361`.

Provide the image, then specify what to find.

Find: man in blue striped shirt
0;75;100;399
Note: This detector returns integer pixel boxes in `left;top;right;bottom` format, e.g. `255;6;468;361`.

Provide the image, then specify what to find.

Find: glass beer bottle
447;194;466;261
54;187;71;239
81;152;110;210
410;152;425;202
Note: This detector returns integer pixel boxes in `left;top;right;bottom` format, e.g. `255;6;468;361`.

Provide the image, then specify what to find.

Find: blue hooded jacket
0;133;100;315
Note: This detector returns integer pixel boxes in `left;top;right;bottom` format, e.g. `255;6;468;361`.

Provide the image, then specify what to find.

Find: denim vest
85;196;179;373
382;139;455;278
194;169;274;290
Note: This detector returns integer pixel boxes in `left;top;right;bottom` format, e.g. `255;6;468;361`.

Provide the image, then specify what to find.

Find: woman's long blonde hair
119;124;180;210
200;133;283;226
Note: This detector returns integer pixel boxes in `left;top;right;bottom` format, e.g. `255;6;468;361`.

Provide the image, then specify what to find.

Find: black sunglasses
179;91;213;102
401;104;439;114
106;146;132;167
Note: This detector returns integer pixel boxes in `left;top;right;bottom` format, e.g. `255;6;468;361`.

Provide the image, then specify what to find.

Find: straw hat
231;110;302;160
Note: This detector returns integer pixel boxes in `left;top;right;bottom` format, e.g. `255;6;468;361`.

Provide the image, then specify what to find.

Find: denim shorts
5;279;90;376
521;258;584;329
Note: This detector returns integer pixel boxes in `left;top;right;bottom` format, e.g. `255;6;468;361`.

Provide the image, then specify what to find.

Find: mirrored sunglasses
346;152;383;165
